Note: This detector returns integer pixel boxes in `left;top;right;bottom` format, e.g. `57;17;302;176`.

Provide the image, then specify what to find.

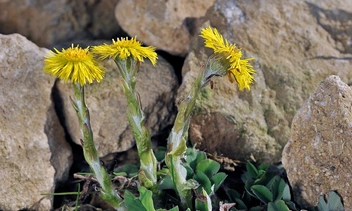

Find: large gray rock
282;75;352;208
0;0;121;47
58;57;178;157
0;34;71;211
180;0;352;163
45;104;73;185
115;0;216;55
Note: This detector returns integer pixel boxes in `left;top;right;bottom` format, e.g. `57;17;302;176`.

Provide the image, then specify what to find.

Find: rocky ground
0;0;352;210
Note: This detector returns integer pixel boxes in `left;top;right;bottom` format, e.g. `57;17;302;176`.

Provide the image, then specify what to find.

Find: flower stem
114;57;158;190
166;70;205;209
72;83;126;211
166;54;226;209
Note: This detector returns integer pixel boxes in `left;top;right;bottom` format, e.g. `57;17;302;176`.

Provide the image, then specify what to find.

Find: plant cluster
43;26;344;211
224;162;344;211
43;26;255;211
226;162;296;211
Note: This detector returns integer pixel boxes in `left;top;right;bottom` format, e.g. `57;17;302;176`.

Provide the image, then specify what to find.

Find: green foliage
226;162;298;211
130;146;225;210
317;191;344;211
125;186;180;211
113;164;139;177
225;162;346;211
183;147;227;196
195;188;212;211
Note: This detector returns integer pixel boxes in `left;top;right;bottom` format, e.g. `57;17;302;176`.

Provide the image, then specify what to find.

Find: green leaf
139;186;155;211
185;147;199;168
195;188;212;211
282;183;291;201
327;191;344;211
234;198;247;209
196;152;207;164
184;178;200;190
246;162;258;178
211;172;227;192
226;189;241;201
243;191;252;204
244;180;257;198
241;172;253;183
157;146;167;151
124;190;147;211
267;200;290;211
275;179;286;200
249;206;264;211
113;163;139;176
254;170;273;186
266;176;280;200
258;163;268;171
184;164;194;178
113;172;127;176
196;159;220;178
257;169;266;178
157;168;169;176
158;174;174;190
194;171;212;194
251;185;273;203
284;201;298;210
155;151;166;162
317;195;329;211
122;164;139;177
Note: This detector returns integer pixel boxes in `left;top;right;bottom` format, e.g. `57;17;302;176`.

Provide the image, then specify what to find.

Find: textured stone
0;0;121;47
115;0;216;55
0;34;65;211
179;0;352;163
282;75;352;208
57;57;178;157
45;104;73;185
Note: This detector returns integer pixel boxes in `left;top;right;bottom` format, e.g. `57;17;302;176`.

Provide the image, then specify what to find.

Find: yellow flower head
43;45;105;86
92;37;158;66
200;26;255;90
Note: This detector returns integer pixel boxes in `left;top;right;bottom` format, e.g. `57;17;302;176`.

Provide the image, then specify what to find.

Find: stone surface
0;34;69;210
179;0;352;163
282;75;352;207
0;0;121;47
115;0;216;55
45;104;73;185
57;57;178;157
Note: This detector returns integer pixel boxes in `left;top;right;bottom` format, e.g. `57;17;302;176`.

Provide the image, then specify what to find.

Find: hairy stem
114;57;158;190
72;83;126;211
166;70;204;209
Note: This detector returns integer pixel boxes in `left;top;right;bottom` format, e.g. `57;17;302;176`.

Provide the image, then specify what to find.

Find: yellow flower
200;26;255;90
43;45;105;86
92;37;157;66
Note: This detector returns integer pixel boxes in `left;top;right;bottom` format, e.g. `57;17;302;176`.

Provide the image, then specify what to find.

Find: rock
57;56;178;157
180;0;352;163
0;0;121;47
0;34;70;210
115;0;216;55
282;75;352;208
45;104;73;185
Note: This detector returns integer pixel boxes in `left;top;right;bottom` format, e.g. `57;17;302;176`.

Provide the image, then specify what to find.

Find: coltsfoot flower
200;26;255;90
92;37;157;65
43;45;105;86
